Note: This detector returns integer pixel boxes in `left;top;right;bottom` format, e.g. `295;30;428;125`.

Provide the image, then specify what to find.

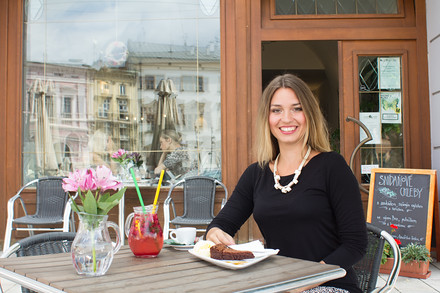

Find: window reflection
22;0;221;185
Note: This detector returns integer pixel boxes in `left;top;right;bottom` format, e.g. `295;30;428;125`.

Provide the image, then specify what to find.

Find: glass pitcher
125;205;163;258
71;212;122;276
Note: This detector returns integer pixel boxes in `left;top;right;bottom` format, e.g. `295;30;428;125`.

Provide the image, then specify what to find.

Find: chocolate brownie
210;244;254;260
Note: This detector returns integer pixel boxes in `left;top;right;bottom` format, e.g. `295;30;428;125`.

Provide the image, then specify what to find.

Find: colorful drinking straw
130;167;146;214
152;170;165;214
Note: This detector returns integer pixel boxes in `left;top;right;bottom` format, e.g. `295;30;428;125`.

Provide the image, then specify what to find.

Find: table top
0;246;346;293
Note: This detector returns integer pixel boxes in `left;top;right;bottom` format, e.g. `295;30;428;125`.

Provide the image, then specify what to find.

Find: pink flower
62;165;126;216
83;169;97;191
63;168;86;192
93;165;123;192
111;149;126;159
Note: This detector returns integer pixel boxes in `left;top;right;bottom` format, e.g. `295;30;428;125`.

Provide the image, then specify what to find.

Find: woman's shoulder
237;162;267;180
244;162;266;173
311;151;351;169
314;151;346;162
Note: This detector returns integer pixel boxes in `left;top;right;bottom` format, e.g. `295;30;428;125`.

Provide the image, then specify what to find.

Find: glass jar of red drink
125;205;163;258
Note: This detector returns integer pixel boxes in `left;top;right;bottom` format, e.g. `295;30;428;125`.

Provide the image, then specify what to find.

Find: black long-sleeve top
207;152;367;293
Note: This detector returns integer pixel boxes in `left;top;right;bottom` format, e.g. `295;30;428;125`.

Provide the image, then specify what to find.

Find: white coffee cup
170;227;196;245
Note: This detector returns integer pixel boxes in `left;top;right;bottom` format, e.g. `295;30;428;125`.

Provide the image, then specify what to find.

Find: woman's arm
154;153;167;174
205;163;259;241
322;153;368;268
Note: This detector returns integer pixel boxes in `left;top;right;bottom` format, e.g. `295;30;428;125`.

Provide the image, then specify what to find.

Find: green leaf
95;188;126;215
83;190;98;214
69;194;81;213
97;201;115;215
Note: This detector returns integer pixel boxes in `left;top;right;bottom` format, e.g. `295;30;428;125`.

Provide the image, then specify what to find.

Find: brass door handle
346;116;373;194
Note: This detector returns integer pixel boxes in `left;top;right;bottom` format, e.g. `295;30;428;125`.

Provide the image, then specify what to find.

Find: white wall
427;0;440;188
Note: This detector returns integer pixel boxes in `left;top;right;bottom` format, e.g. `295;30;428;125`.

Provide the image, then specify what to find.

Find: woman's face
268;87;307;147
159;137;171;150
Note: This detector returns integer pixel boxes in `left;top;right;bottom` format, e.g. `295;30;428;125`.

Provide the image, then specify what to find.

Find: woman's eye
292;107;302;112
271;108;282;113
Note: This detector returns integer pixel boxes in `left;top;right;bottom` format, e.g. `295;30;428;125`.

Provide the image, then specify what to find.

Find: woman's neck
275;144;309;176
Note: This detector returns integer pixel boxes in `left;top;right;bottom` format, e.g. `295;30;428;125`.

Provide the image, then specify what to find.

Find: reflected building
22;39;222;183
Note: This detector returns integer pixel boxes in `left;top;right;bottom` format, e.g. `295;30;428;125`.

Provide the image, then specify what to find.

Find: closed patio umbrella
148;79;180;167
31;79;59;176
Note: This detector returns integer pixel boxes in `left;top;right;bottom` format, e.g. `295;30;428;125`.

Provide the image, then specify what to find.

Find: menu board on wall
367;168;439;251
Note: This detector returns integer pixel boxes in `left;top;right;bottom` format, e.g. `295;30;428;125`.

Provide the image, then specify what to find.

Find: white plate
188;248;279;270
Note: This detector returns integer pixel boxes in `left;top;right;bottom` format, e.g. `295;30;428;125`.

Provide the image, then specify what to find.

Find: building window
100;82;110;95
118;99;129;120
275;0;399;16
181;76;204;92
62;96;72;118
21;0;221;184
145;76;155;90
119;84;126;95
99;98;110;118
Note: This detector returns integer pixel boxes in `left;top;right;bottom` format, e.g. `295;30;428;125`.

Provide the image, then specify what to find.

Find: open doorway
262;41;339;152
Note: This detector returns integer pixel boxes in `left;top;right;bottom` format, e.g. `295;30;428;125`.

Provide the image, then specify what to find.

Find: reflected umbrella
148;79;180;167
31;79;59;176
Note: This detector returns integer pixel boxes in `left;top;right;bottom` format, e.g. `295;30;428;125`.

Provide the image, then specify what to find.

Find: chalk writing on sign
368;169;434;247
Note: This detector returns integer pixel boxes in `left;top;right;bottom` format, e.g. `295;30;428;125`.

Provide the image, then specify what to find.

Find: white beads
273;146;311;194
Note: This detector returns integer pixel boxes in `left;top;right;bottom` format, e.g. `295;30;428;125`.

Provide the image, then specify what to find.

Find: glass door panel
358;56;404;184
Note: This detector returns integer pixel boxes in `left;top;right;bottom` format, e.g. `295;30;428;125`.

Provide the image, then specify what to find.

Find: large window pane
22;0;221;185
359;56;404;184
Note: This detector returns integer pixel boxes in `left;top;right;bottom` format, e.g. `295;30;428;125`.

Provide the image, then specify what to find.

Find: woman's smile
269;87;306;145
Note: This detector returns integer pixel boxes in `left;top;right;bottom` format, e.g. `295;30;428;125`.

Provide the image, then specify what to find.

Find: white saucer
169;243;195;251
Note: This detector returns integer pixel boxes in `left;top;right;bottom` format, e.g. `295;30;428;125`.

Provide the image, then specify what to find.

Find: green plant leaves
401;243;432;264
71;187;127;215
84;191;98;214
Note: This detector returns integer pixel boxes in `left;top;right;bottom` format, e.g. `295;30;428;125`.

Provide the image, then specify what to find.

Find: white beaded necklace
273;145;311;194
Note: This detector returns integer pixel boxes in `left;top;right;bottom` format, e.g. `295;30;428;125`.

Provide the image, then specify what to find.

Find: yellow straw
152;170;165;214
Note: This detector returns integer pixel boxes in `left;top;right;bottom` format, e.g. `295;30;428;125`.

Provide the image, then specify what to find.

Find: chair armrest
215;180;228;209
8;178;40;218
1;243;20;258
373;231;401;293
8;193;28;219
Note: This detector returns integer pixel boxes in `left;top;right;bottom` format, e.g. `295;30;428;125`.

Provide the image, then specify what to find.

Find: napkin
230;240;279;255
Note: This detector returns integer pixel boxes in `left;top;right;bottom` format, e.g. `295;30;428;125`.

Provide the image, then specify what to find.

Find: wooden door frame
340;40;431;205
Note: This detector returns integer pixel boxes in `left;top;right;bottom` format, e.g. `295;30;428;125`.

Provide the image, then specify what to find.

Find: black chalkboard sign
367;168;438;249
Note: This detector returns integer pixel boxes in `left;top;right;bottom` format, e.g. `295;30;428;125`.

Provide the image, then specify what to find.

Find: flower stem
92;229;96;272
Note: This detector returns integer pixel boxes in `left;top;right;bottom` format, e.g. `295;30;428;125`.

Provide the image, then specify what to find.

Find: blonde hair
160;129;182;144
256;74;331;167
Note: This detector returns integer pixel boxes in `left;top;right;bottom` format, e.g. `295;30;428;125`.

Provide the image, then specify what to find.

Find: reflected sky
25;0;220;65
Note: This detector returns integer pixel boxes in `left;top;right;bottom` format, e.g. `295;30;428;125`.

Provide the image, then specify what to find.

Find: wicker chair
3;177;75;253
1;232;76;293
163;176;228;239
353;222;401;293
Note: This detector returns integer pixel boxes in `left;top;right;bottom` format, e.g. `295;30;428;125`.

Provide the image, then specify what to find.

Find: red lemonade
127;211;163;258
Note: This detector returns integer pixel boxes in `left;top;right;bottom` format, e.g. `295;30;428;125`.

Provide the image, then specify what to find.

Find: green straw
130;167;146;214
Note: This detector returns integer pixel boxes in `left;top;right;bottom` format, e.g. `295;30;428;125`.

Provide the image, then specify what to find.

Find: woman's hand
206;227;235;245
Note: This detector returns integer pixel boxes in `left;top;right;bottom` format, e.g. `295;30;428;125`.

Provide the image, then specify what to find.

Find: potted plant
381;242;432;279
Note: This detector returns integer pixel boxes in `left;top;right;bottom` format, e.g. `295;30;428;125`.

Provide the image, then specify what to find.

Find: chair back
35;177;69;220
2;232;76;293
353;223;385;292
181;176;217;221
353;222;401;293
14;232;76;257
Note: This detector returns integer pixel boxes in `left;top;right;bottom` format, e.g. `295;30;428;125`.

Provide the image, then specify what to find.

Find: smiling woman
206;74;367;293
21;0;222;185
